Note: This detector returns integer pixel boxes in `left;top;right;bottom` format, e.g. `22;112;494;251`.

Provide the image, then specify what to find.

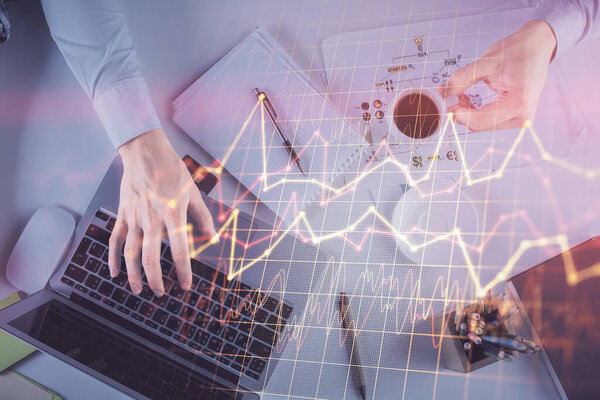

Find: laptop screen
509;237;600;400
7;297;240;400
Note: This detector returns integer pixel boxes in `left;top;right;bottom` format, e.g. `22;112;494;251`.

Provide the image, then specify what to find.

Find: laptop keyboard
60;208;293;383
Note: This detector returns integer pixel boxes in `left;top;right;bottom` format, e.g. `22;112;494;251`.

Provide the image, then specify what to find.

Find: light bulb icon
413;35;424;52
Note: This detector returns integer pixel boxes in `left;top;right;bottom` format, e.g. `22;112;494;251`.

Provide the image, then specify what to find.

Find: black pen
338;292;367;400
254;88;305;175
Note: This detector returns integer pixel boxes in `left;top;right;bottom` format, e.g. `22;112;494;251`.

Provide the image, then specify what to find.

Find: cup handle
444;94;459;109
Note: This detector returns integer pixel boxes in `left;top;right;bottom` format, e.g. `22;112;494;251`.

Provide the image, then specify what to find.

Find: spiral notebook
172;28;365;222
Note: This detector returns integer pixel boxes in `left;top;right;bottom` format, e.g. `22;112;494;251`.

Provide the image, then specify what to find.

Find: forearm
536;0;600;58
40;0;161;148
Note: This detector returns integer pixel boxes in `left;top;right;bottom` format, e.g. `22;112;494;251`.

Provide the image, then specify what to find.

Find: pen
254;88;305;175
480;336;528;352
338;292;366;400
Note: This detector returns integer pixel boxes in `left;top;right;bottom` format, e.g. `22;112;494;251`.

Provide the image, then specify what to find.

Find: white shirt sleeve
40;0;161;149
535;0;600;58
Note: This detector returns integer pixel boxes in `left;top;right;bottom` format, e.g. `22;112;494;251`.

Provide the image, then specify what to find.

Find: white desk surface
1;1;600;399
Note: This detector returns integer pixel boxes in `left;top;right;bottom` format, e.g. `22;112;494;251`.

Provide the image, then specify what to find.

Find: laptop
506;236;600;400
0;151;329;399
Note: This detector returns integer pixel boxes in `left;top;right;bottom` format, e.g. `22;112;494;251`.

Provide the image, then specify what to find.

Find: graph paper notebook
173;28;365;222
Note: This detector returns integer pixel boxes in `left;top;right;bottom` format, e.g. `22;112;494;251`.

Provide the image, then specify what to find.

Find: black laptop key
159;327;173;337
239;282;252;297
239;318;252;334
98;264;111;280
188;341;201;351
249;357;266;374
211;287;223;302
197;295;210;312
84;257;101;273
107;217;116;232
139;285;154;300
255;308;268;324
208;321;223;336
131;313;144;322
180;323;196;339
103;298;116;308
89;291;102;301
183;291;199;307
180;305;195;321
117;305;130;315
245;370;260;380
139;302;156;318
88;242;105;258
64;264;87;283
125;295;141;311
282;303;293;319
207;336;223;352
95;210;109;221
152;295;168;308
224;294;235;309
111;288;128;304
112;271;128;287
222;343;237;359
60;276;75;286
253;325;276;345
197;280;210;295
224;328;237;343
102;249;109;263
98;281;115;297
163;246;173;262
166;298;183;314
191;274;200;289
240;304;252;318
84;274;101;290
166;316;182;332
235;333;249;348
173;334;186;344
169;284;185;300
193;312;209;329
266;313;280;327
153;309;169;325
193;331;210;347
145;320;158;330
160;260;172;277
211;305;222;319
86;224;111;246
71;237;92;266
75;284;88;294
264;297;279;313
230;363;243;372
249;340;271;359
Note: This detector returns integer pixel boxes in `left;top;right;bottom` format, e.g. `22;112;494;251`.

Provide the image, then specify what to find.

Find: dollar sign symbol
412;156;423;168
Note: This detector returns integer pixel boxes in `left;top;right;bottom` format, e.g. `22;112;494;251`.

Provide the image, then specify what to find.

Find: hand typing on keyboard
108;128;218;297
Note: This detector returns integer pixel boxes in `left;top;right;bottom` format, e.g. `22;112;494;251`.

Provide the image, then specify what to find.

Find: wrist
524;20;557;62
118;128;180;170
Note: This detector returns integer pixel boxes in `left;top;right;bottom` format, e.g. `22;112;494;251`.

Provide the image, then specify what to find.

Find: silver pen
254;88;305;175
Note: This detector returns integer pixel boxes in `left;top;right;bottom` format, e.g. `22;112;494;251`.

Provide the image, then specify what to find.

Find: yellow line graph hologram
189;97;600;294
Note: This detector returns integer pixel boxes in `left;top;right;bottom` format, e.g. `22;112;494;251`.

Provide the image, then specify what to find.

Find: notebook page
173;29;364;222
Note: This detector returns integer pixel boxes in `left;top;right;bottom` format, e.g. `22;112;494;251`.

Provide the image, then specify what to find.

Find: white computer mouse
6;206;75;295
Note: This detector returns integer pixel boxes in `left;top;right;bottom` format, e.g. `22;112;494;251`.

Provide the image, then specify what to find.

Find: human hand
108;128;217;296
440;20;557;131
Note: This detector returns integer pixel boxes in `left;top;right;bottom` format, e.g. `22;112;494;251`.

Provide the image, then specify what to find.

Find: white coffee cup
390;88;458;140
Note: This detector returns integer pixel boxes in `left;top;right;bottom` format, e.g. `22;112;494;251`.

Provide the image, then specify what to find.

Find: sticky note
0;292;36;372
